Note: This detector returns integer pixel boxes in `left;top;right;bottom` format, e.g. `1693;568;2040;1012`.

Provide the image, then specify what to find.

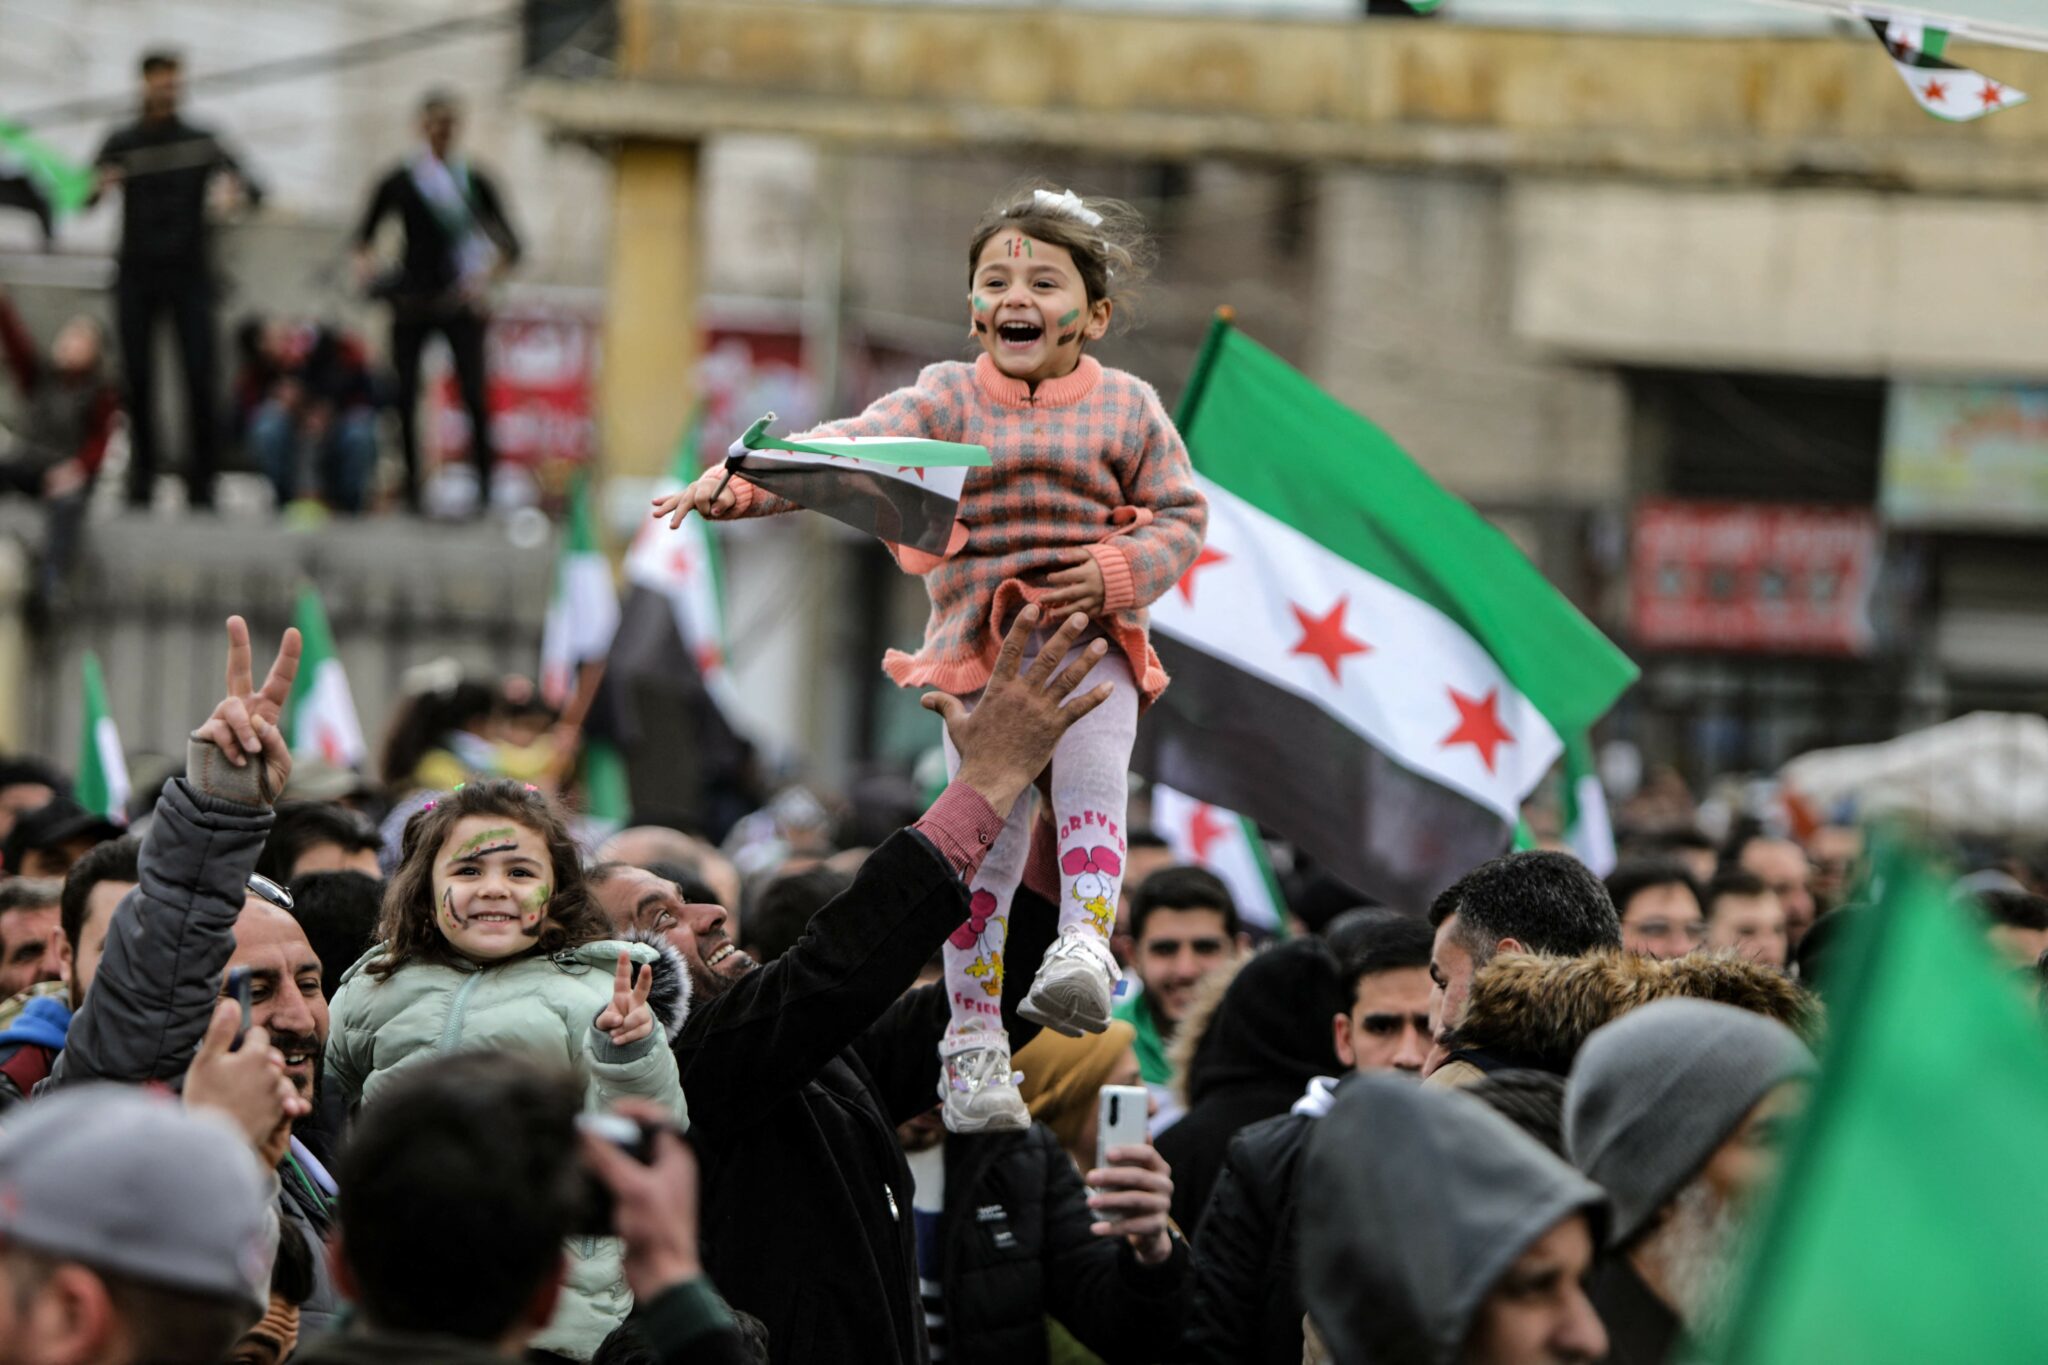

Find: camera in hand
570;1112;660;1237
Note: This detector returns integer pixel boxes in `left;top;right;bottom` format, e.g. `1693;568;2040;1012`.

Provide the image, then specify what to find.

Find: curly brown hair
966;181;1154;332
369;779;610;980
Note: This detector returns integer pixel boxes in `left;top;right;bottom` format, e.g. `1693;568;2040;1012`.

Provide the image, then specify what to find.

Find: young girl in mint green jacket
327;779;688;1360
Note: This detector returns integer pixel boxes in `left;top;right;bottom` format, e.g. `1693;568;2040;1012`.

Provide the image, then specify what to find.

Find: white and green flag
540;475;620;708
1150;783;1287;933
1139;319;1638;911
722;412;990;555
282;584;367;770
1870;17;2027;120
77;652;129;825
625;429;734;708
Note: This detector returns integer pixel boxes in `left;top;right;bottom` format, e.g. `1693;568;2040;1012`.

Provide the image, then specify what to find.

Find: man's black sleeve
1181;1135;1275;1364
853;873;1059;1127
352;170;397;249
674;829;967;1133
471;168;523;266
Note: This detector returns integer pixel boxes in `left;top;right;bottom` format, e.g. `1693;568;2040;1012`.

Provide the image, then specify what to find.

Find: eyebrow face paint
453;826;519;860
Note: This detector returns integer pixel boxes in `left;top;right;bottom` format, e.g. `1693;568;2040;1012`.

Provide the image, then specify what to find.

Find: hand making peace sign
190;615;302;806
596;950;658;1047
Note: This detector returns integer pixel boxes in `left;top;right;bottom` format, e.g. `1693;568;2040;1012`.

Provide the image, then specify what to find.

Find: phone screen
225;967;252;1050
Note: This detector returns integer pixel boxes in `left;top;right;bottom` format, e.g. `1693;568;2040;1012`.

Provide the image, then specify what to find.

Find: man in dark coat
1183;913;1432;1364
589;609;1114;1364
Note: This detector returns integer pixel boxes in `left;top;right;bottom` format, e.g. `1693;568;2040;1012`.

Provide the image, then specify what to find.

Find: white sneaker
939;1027;1030;1134
1018;927;1119;1037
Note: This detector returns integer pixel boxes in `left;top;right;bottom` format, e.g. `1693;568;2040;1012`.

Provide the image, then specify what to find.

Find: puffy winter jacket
1183;1107;1317;1365
936;1123;1191;1365
326;937;689;1359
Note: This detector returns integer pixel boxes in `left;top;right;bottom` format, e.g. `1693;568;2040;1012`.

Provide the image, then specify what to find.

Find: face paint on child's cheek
439;885;466;932
971;295;990;314
520;884;549;937
1057;332;1078;345
1056;309;1081;328
974;320;989;335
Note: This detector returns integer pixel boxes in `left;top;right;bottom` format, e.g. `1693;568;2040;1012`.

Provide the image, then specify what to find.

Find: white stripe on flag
93;714;130;823
1151;477;1562;824
302;659;367;770
1568;772;1617;876
740;446;969;502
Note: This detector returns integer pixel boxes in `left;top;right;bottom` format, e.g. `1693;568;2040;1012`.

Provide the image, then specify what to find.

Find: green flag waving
0;122;94;241
1709;842;2048;1362
77;652;130;825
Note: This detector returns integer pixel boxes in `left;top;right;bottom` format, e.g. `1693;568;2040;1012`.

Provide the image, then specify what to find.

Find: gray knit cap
1565;998;1815;1245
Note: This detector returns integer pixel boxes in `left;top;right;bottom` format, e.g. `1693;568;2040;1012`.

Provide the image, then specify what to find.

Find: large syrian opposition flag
77;652;130;825
721;413;990;555
540;476;619;708
1150;783;1286;933
1138;318;1638;912
282;584;367;770
1869;16;2027;120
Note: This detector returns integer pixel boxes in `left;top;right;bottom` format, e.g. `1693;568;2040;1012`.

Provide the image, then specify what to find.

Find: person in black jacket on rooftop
590;608;1115;1365
351;89;522;513
93;49;263;510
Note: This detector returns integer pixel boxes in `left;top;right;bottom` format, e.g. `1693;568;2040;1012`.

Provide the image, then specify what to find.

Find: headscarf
1015;1019;1137;1158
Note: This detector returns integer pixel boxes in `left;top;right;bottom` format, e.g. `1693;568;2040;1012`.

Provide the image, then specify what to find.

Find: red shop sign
1630;500;1877;656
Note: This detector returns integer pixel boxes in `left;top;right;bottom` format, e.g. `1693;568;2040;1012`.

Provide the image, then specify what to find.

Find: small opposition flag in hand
1869;16;2027;121
717;412;991;557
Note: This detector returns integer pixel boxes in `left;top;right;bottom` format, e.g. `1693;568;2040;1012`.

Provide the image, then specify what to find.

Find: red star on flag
1175;547;1228;605
1921;78;1949;103
695;643;724;678
897;465;928;481
1187;803;1228;861
1981;80;2006;107
668;548;694;580
1289;597;1371;683
1440;686;1514;774
319;727;345;767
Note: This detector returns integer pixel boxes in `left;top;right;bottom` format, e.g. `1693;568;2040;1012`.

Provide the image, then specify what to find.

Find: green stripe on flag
740;413;992;468
77;651;126;822
1239;812;1290;938
582;737;631;827
1175;319;1637;737
565;474;601;555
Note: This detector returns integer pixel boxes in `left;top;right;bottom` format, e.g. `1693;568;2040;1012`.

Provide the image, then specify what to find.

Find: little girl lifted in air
655;185;1207;1133
326;779;688;1357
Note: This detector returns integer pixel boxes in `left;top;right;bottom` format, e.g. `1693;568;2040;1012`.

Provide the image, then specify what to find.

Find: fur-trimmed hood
619;928;692;1043
1445;949;1819;1076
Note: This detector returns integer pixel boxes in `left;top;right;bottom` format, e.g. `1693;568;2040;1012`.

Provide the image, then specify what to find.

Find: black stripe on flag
1867;17;1954;69
738;454;959;555
1136;636;1513;914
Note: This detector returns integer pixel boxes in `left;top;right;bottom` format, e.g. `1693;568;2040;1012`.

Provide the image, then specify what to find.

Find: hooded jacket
1155;940;1343;1234
1442;949;1819;1078
1299;1074;1607;1365
326;933;689;1359
0;988;69;1112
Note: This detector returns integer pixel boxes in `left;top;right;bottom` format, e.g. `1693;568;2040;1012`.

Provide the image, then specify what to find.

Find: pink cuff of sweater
1088;542;1139;614
913;782;1006;883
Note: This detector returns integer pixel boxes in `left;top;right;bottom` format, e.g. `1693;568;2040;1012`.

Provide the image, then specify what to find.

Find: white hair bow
1032;188;1104;228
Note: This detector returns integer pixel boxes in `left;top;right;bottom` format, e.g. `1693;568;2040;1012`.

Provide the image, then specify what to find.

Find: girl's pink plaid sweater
717;352;1208;707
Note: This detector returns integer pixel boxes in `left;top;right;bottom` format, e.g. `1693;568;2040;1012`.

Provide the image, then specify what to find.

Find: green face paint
1057;308;1081;327
972;295;990;313
453;826;518;860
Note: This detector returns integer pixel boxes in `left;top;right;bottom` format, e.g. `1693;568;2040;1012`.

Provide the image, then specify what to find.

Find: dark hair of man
1;1245;254;1363
256;801;380;885
1129;865;1239;942
1980;890;2048;933
59;835;141;956
1427;851;1622;958
1604;858;1701;920
1652;826;1716;856
336;1051;582;1340
0;757;66;796
1326;909;1433;1001
140;50;182;77
641;860;720;909
745;865;853;965
1464;1069;1569;1158
1704;867;1772;921
272;1219;317;1308
0;877;60;918
286;870;383;1001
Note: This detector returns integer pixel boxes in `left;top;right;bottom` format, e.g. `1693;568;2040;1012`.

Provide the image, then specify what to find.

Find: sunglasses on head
246;873;294;912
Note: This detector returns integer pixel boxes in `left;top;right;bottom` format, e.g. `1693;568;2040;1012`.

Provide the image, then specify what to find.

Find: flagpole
1173;306;1236;431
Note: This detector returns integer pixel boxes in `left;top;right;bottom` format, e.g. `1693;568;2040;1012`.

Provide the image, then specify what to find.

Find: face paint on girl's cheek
1056;309;1081;327
1058;332;1078;345
520;884;549;937
974;320;989;335
439;885;466;932
971;295;990;314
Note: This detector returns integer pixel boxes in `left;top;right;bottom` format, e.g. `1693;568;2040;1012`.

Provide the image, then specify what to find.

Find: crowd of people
0;52;524;537
0;604;2036;1365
